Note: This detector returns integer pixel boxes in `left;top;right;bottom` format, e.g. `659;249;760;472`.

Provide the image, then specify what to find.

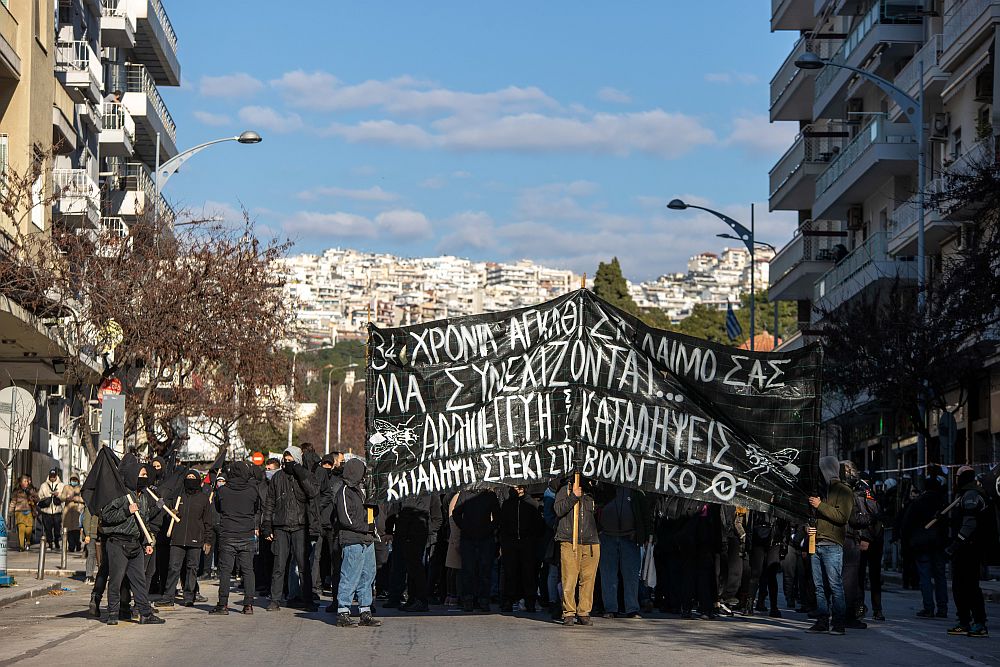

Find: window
952;127;962;160
31;173;44;229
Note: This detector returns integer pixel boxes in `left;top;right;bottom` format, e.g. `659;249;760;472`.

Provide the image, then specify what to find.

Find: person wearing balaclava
946;466;989;637
805;455;854;635
316;453;345;612
839;460;871;629
262;445;319;612
334;458;381;627
210;461;261;615
158;469;213;608
98;463;165;625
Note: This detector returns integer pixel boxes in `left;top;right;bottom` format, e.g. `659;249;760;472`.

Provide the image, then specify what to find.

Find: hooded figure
806;455;855;634
947;465;989;635
333;458;380;627
284;445;304;467
158;468;213;608
211;459;261;615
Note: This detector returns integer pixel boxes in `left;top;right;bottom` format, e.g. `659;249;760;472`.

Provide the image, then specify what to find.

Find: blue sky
163;1;799;280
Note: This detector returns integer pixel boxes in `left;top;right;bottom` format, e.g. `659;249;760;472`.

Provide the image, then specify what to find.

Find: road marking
876;628;990;667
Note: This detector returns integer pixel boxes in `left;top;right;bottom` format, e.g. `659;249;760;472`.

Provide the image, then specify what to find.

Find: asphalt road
1;578;999;666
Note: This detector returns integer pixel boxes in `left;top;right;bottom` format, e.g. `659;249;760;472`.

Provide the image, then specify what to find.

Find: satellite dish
0;386;37;448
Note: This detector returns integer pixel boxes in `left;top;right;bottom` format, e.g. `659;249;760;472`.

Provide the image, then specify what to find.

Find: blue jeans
338;542;376;613
599;534;641;614
916;551;948;613
811;542;846;624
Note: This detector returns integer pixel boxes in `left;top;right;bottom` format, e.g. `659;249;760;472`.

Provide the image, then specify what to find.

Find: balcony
941;0;1000;71
99;102;136;158
0;1;19;80
771;35;830;122
100;0;136;49
53;169;101;229
101;216;130;239
115;64;177;163
54;41;104;103
767;219;842;301
105;160;175;221
813;117;917;219
813;231;918;313
889;35;949;121
52;83;77;154
130;0;180;87
769;125;849;210
772;0;815;31
813;1;923;120
886;178;954;255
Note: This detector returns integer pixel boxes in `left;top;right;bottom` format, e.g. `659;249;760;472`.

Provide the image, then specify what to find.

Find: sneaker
935;609;949;618
807;619;830;633
968;624;989;638
195;594;208;603
106;617;118;626
209;605;229;615
182;601;194;608
602;612;617;619
947;624;970;636
138;614;165;625
576;616;593;626
845;619;868;630
624;612;642;620
873;611;885;622
829;625;846;635
560;616;575;626
266;602;280;612
359;611;382;627
336;612;358;628
769;608;782;619
401;601;429;613
916;609;934;618
242;605;253;615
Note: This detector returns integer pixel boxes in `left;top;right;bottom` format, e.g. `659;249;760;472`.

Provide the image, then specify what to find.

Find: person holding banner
100;463;165;625
554;476;600;626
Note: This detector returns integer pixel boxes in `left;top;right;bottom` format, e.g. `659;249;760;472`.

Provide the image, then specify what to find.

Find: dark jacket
171;484;214;548
262;462;320;535
318;469;344;532
99;493;155;543
597;485;652;544
335;459;374;547
952;482;988;547
389;494;444;541
553;483;599;545
214;463;261;541
900;488;947;553
816;479;854;546
498;491;545;544
453;489;500;541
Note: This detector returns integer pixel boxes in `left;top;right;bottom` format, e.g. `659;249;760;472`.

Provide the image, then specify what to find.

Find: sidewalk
883;569;1000;603
0;576;66;608
4;544;87;578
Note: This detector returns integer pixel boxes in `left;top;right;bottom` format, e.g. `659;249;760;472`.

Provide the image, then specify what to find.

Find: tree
674;291;797;346
593;257;640;316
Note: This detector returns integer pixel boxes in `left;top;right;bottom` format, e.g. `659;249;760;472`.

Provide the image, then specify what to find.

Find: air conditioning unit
847;206;864;231
975;71;994;103
930;113;950;140
88;405;102;434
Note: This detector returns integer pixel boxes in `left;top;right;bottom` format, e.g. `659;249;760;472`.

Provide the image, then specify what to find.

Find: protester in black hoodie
901;475;949;618
210;461;260;615
499;485;545;613
159;469;213;608
334;458;381;627
453;488;501;613
385;493;443;612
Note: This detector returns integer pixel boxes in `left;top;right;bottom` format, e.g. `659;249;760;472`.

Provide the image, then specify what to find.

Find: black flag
81;447;128;515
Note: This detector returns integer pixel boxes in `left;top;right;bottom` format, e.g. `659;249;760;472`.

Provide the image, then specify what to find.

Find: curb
8;569;84;578
0;580;63;608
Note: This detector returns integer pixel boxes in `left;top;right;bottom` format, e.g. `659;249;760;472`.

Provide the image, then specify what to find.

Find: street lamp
286;344;336;449
718;233;776;253
154;130;264;227
794;50;929;468
324;363;359;456
668;199;759;351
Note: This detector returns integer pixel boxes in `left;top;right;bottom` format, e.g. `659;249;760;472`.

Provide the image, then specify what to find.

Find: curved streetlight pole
324;363;359;456
795;51;928;469
668;199;758;350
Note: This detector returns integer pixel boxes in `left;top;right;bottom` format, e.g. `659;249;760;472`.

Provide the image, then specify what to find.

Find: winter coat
900;489;947;553
815;479;854;547
596;485;652;544
389;494;444;543
453;489;500;541
37;480;66;516
498;492;545;545
262;462;320;535
99;492;155;543
334;459;374;547
214;469;261;541
60;485;85;529
170;487;214;548
553;483;599;545
9;486;38;515
318;470;345;532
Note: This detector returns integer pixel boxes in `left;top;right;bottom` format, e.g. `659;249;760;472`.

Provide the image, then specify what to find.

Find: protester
211;461;260;615
597;484;649;619
498;485;544;613
262;445;319;612
840;461;870;629
719;505;746;613
901;475;949;619
37;469;65;549
159;469;213;608
445;492;463;607
334;458;381;627
554;476;600;626
856;472;884;621
453;487;501;613
386;491;443;612
947;466;989;638
9;476;37;551
806;455;854;635
317;453;344;609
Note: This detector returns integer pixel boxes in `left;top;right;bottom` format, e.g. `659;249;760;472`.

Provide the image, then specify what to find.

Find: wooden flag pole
166;496;181;538
572;472;580;553
126;493;154;544
581;273;586;290
144;488;180;522
925;496;962;529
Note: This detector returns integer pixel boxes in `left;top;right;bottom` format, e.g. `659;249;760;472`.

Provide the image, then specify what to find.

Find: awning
942;44;992;103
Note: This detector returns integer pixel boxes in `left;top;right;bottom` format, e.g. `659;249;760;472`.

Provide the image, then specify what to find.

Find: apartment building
767;0;1000;470
0;0;181;483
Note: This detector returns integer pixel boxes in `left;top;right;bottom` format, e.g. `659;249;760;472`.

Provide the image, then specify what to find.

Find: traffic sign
98;378;123;404
251;451;265;466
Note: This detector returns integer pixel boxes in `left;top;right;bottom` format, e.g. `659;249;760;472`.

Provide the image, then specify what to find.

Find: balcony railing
814;231;897;303
887;177;946;239
100;0;127;16
55;40;103;87
102;102;135;140
108;159;175;219
815;117;917;196
815;1;923;100
770;34;841;111
101;216;129;238
770;219;841;284
943;0;995;52
125;64;177;143
53;168;100;219
894;34;944;99
149;0;178;52
769;125;847;198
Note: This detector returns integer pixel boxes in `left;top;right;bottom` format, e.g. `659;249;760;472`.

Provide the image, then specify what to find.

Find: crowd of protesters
7;445;994;637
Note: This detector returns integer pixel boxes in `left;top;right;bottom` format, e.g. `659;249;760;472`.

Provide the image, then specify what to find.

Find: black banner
366;290;821;517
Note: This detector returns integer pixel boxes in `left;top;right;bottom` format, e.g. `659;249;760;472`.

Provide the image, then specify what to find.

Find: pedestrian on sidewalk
8;476;37;551
61;476;85;553
806;456;854;635
947;466;989;638
37;469;65;550
334;458;381;628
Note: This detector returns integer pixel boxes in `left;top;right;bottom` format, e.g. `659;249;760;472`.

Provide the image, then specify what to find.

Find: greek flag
726;302;743;342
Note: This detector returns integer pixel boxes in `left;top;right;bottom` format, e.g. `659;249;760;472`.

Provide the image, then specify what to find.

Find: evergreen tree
592;257;640;316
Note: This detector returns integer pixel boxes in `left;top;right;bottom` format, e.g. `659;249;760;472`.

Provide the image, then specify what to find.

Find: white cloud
193;110;231;127
282;211;375;238
419;176;448;190
375;209;433;239
324;120;434;147
238;106;303;133
704;72;760;85
597;87;632;104
199;73;264;98
727;114;798;157
296;186;398;202
437;211;497;254
452;170;472;179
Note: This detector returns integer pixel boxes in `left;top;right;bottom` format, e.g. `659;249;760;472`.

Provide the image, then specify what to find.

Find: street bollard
60;528;67;570
36;538;46;580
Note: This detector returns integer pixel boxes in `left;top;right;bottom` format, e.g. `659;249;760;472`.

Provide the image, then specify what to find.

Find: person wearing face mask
61;476;86;552
210;461;261;615
947;466;989;638
37;468;66;550
334;458;381;627
806;456;854;635
262;446;320;612
8;476;38;551
158;470;213;609
841;461;870;629
99;463;164;625
316;453;344;609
